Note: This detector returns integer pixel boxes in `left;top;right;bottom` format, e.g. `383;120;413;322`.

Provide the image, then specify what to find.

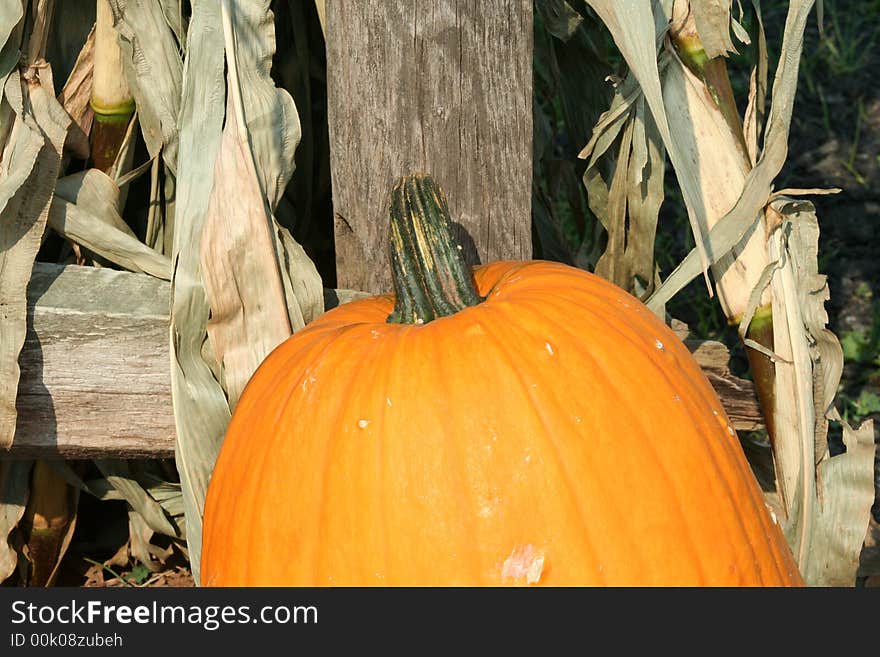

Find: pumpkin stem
387;174;483;324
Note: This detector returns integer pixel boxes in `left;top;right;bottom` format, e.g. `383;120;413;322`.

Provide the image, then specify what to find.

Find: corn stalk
89;0;134;174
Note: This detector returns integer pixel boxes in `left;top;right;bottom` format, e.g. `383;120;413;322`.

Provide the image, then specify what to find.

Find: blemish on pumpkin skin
501;545;545;585
386;397;393;407
358;419;370;429
545;342;554;356
477;498;497;518
655;339;664;350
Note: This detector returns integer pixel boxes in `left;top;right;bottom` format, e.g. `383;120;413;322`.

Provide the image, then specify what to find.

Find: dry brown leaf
199;87;293;409
57;24;95;161
0;64;71;447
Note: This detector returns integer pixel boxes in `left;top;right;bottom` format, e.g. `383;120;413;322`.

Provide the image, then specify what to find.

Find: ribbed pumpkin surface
201;260;802;586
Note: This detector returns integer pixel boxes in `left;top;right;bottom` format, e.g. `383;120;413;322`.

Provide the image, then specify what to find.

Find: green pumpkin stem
387;174;483;324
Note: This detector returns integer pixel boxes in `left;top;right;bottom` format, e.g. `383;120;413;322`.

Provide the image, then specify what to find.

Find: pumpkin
201;174;803;586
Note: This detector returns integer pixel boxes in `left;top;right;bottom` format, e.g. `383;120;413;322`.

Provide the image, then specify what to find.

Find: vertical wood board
327;0;533;293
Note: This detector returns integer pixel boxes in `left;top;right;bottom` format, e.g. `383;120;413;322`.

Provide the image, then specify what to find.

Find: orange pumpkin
201;174;802;586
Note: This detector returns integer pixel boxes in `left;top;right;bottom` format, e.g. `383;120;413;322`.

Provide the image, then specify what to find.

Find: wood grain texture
326;0;534;293
13;263;173;460
685;339;764;432
5;264;761;458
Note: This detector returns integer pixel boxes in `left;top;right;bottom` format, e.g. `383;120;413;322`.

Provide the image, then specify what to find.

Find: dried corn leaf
586;0;714;287
1;64;70;447
0;461;31;582
691;0;736;58
275;223;324;327
580;73;643;168
742;0;768;161
94;460;179;538
108;0;183;259
169;0;230;584
623;102;665;295
660;43;765;319
41;480;80;587
55;169;133;235
538;0;584;42
0;86;43;444
775;198;842;459
0;1;22;56
56;24;94;161
128;507;160;571
811;420;876;586
766;200;875;585
534;5;611;266
584;95;665;297
158;0;186;47
646;0;816;313
200;0;321;409
47;194;172;280
225;0;300;211
200;85;293;407
106;110;138;184
223;0;323;328
50;460;185;525
146;480;185;520
588;116;634;285
107;0;182;174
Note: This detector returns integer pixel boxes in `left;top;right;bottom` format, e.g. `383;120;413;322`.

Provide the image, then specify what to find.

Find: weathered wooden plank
326;0;534;293
685;340;764;432
4;263;763;459
14;263;174;460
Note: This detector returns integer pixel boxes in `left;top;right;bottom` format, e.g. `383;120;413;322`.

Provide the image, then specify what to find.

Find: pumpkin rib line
477;304;606;584
254;329;361;585
433;329;490;585
213;330;338;585
231;323;375;584
496;296;722;584
532;295;784;584
374;330;394;586
374;322;423;584
311;326;385;585
569;299;790;584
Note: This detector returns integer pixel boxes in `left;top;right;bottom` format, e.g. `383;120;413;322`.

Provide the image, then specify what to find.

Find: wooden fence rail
5;262;764;460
